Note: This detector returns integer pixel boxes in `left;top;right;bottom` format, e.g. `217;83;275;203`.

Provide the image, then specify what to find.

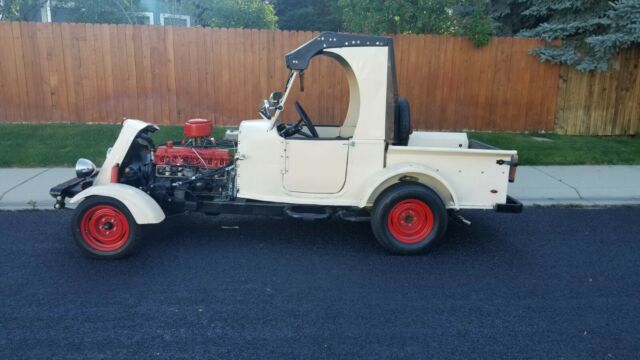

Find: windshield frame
267;70;298;131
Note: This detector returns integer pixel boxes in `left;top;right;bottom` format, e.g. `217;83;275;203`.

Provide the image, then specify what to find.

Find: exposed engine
119;119;236;213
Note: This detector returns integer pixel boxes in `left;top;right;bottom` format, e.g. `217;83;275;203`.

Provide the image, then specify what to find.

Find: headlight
75;158;96;178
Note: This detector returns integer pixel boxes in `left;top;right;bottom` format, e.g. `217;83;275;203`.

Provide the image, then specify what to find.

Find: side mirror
269;91;284;106
259;100;271;120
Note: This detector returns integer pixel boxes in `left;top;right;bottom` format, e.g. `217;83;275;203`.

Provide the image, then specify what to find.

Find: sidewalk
1;166;639;210
0;168;77;210
510;166;640;206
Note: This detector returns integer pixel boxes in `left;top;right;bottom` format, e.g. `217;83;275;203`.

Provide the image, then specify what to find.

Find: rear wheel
371;183;448;254
71;196;140;259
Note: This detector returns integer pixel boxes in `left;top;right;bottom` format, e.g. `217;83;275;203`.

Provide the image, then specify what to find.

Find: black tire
371;183;448;254
71;196;141;259
395;96;411;146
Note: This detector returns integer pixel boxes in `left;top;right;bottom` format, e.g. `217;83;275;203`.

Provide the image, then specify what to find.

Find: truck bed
387;131;516;209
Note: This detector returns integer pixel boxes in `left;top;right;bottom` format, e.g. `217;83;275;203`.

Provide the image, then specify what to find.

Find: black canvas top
285;32;393;71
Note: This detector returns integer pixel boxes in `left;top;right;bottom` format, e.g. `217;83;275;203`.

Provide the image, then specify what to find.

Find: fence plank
59;23;76;121
0;22;15;121
18;23;40;122
109;24;123;121
98;24;114;122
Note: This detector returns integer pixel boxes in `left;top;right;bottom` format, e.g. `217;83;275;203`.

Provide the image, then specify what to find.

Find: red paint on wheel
387;199;434;244
80;205;130;252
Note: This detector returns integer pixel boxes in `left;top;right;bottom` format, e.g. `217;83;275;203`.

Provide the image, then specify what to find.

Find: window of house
160;13;190;27
133;12;154;25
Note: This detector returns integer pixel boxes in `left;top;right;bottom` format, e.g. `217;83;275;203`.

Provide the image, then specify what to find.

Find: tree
454;0;494;47
190;0;278;29
489;0;544;36
491;0;640;71
337;0;459;35
337;0;493;47
1;0;51;21
273;0;342;32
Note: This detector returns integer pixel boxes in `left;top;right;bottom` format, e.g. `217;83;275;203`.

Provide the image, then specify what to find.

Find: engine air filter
184;118;213;138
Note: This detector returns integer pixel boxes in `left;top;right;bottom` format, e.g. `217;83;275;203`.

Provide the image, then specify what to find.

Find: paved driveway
1;208;640;359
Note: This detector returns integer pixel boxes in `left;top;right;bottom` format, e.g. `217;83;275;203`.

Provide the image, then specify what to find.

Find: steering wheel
294;101;319;138
278;101;319;138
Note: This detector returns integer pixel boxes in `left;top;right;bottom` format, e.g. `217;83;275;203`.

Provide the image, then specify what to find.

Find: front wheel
371;183;448;254
71;196;141;259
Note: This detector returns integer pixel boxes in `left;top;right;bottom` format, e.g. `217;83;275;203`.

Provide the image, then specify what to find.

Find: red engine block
154;142;231;168
153;118;231;169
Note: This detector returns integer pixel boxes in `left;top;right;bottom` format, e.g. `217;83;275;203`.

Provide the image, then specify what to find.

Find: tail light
509;155;519;183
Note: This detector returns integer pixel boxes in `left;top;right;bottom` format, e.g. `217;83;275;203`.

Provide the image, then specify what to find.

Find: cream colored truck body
235;119;515;211
234;44;516;211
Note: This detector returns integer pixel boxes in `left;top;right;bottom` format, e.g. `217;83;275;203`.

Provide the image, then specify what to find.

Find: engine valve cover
154;143;231;168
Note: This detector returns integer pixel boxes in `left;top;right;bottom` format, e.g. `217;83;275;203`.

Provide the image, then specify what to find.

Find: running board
336;209;371;222
197;199;367;221
284;206;332;221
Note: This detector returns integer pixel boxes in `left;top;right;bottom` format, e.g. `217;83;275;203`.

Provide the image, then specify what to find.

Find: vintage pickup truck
51;32;521;259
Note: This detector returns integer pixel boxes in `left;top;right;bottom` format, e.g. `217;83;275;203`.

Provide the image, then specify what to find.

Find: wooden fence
555;47;640;135
0;22;638;134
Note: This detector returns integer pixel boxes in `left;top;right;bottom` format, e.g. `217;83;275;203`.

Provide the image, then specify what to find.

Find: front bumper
494;195;523;213
49;176;93;209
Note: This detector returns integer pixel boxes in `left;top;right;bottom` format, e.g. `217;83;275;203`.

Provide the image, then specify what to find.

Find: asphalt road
1;207;640;359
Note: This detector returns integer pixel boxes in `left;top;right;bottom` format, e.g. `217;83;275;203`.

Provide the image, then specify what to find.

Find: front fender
69;184;165;224
359;163;459;209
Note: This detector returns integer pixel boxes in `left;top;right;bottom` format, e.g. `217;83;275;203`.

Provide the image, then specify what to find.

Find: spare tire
395;96;411;146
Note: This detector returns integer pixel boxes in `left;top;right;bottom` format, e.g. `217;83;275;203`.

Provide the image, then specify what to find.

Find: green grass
0;124;230;167
0;124;638;167
468;132;640;166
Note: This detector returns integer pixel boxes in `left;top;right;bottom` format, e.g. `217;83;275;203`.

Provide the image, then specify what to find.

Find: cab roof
285;32;393;71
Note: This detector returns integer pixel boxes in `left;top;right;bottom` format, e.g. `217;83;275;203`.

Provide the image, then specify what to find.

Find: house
33;0;191;27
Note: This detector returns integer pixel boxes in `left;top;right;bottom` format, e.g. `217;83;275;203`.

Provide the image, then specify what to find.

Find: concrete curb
1;166;639;211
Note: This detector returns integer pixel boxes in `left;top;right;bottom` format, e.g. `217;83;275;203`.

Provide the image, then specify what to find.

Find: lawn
0;123;227;168
0;123;638;167
468;132;640;166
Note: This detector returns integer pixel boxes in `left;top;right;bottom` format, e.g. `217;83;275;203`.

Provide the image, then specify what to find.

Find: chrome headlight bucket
75;158;97;178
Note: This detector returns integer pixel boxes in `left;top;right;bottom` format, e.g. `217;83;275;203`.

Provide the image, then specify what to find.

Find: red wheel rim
80;205;130;252
387;199;434;244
